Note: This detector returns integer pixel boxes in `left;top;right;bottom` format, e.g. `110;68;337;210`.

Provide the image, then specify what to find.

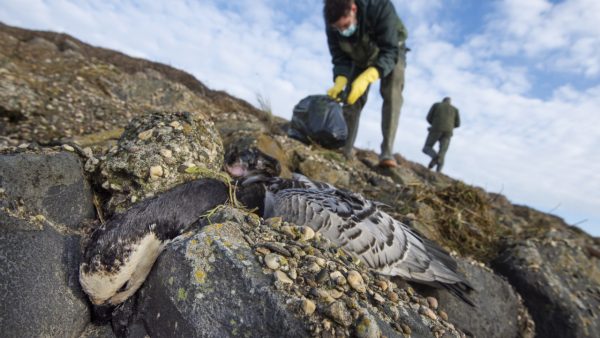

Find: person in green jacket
422;97;460;172
323;0;408;168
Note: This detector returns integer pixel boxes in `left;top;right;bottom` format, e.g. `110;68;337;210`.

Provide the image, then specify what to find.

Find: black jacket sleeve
326;26;353;80
369;0;406;77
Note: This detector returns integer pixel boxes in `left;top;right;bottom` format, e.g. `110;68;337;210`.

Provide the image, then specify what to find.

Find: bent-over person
323;0;408;168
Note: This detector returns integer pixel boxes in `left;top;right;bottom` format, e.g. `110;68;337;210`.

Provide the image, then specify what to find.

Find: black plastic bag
287;95;348;149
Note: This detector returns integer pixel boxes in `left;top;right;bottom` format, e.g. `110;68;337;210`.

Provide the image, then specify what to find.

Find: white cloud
477;0;600;77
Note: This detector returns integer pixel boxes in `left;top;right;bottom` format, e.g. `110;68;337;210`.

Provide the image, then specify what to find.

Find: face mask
339;23;357;37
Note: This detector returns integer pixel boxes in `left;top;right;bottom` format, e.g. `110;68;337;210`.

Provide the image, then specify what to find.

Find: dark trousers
342;54;405;160
422;129;452;171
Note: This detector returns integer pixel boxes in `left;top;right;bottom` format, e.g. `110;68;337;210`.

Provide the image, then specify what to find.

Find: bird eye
117;281;129;293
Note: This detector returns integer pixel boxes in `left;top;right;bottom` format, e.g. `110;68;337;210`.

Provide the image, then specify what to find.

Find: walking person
422;97;460;172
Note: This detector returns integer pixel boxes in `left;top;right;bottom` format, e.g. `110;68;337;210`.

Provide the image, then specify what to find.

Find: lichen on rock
99;110;224;213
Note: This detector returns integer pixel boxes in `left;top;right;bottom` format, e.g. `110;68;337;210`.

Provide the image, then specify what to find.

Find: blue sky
1;0;599;236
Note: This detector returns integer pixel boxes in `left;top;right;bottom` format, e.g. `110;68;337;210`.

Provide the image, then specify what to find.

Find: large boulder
493;236;600;338
99;110;224;213
136;219;313;337
0;224;90;337
419;259;534;338
0;150;93;337
0;150;95;230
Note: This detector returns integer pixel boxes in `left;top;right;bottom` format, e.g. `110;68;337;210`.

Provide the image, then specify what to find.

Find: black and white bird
243;173;475;305
79;178;230;306
80;147;281;308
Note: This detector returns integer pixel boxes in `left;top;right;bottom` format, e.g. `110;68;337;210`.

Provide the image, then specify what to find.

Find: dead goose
243;173;475;305
79;178;230;306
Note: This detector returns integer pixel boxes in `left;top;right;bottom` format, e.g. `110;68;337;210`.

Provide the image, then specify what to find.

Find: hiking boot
427;157;438;170
378;159;398;168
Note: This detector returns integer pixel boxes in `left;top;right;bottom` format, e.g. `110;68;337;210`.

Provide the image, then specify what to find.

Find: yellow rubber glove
327;76;348;100
347;67;380;105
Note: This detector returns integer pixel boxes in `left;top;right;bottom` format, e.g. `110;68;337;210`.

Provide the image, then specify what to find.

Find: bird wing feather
268;184;467;286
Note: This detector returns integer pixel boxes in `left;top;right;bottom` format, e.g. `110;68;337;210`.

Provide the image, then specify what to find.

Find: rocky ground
1;22;599;338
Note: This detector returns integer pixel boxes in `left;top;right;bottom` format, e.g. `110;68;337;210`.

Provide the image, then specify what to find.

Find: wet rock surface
0;150;95;230
493;235;600;338
0;224;90;337
420;260;534;338
136;218;310;337
0;149;93;337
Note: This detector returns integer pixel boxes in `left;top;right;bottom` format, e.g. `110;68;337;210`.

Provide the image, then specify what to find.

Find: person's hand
327;76;348;100
347;67;379;105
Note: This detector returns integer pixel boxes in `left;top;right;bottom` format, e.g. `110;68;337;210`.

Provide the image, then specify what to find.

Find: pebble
322;319;332;331
160;148;172;158
316;269;330;284
330;271;346;285
400;323;411;335
375;280;388;291
62;144;75;152
307;262;321;273
439;310;449;321
427;296;438;310
299;226;315;241
261;242;291;257
420;306;437;320
78;146;92;158
138;129;154;140
347;270;366;293
274;270;293;285
373;292;385;304
329;288;344;299
264;253;282;270
324;301;353;327
265;217;282;228
280;225;296;239
354;313;381;338
302;299;316;315
383;304;400;321
149;165;163;180
256;247;270;256
387;291;399;303
312;288;335;304
33;214;46;222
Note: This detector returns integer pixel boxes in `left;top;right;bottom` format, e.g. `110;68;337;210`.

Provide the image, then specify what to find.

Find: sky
1;0;599;236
